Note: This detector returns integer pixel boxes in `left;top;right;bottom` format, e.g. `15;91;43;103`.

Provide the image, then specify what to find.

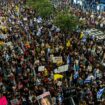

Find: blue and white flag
37;16;42;23
82;37;86;42
84;75;95;84
97;88;104;99
84;76;91;83
84;79;91;84
74;71;79;79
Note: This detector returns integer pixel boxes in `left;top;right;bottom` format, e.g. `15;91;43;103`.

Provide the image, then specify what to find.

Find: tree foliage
54;11;79;33
26;0;54;19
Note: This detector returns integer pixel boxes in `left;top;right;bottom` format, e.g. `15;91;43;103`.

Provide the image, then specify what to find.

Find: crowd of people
71;6;105;31
54;0;105;31
0;1;105;105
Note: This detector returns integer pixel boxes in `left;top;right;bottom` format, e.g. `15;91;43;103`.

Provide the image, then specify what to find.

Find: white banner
52;56;63;64
54;64;68;73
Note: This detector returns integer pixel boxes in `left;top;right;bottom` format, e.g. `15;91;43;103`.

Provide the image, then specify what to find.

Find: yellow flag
15;6;19;13
54;74;63;81
66;40;71;47
80;32;84;39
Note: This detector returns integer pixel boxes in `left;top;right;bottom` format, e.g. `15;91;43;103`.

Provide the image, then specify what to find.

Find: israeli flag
37;16;42;23
97;88;104;99
84;77;91;84
84;79;91;84
74;71;79;79
82;37;86;42
84;75;95;84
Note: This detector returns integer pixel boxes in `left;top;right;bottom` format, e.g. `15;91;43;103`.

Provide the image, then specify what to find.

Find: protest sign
35;60;40;64
23;17;27;21
0;96;8;105
54;64;68;73
36;92;52;105
52;56;63;65
63;87;77;98
38;66;45;72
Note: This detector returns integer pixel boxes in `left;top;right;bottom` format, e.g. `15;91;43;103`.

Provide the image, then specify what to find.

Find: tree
54;11;79;33
26;0;54;19
53;11;80;48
